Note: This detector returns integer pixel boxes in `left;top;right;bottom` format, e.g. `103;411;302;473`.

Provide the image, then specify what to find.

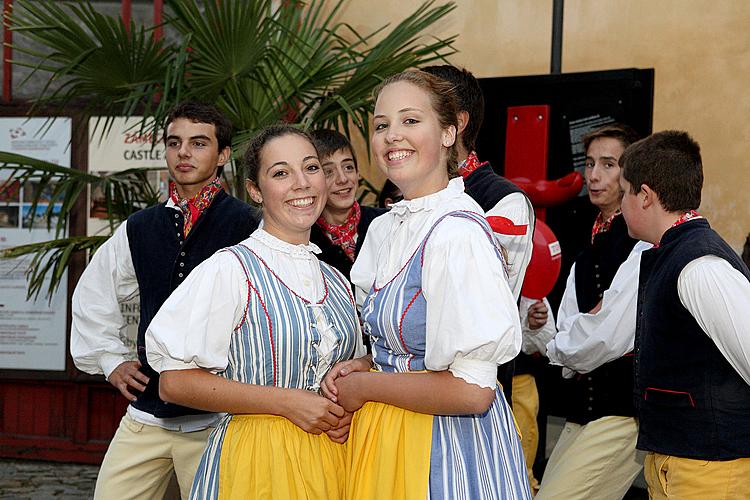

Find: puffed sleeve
70;221;139;378
146;250;247;373
422;216;522;388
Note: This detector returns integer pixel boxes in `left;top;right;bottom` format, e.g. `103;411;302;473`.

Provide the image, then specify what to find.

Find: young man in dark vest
619;130;750;499
71;102;260;499
421;64;540;488
539;124;649;500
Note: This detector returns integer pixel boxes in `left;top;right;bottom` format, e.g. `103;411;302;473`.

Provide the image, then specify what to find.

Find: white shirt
678;255;750;386
146;228;364;384
487;192;535;301
70;201;220;431
519;296;556;355
547;240;652;375
351;177;522;389
70;220;138;379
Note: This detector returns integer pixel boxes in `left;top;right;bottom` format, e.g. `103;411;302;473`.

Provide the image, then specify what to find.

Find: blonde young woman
322;70;531;499
146;125;362;499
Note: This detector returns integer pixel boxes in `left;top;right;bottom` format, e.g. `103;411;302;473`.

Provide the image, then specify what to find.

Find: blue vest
636;218;750;459
127;190;260;418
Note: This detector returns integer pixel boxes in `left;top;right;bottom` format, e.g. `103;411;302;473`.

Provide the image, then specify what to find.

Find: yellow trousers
511;374;541;493
645;452;750;500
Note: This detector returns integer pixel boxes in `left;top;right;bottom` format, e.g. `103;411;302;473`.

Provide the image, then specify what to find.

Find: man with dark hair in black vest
619;130;750;498
71;102;259;499
539;123;648;500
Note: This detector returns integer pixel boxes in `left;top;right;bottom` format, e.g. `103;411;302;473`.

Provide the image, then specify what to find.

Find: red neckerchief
458;151;489;178
591;209;621;243
654;210;702;248
316;201;361;261
169;177;222;237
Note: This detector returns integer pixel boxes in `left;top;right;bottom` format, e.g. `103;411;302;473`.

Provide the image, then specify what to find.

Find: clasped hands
289;356;372;443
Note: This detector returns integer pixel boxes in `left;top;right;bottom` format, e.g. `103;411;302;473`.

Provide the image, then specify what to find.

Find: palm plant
0;0;457;299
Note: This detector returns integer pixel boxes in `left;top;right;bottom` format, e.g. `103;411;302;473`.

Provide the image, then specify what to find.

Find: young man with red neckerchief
539;124;650;500
620;130;750;499
71;102;259;499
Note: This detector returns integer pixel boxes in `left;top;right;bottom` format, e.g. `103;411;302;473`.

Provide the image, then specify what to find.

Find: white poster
0;117;71;370
87;116;167;354
87;117;168;236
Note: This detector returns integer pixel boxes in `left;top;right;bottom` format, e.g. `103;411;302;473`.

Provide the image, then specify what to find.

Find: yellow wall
340;0;750;250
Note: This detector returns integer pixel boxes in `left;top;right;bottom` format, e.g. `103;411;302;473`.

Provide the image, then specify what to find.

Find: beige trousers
94;413;212;500
645;452;750;500
536;415;643;500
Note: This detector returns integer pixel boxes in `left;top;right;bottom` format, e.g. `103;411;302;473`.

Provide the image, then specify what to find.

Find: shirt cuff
448;356;498;389
148;355;202;374
545;339;563;366
101;354;129;380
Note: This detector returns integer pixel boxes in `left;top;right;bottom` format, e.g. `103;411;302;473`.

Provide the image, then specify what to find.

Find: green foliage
1;0;457;299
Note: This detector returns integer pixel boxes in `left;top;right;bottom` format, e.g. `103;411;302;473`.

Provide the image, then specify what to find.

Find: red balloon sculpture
521;219;562;299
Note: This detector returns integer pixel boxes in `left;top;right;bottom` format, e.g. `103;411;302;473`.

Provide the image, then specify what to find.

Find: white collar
251;227;321;257
389;177;465;217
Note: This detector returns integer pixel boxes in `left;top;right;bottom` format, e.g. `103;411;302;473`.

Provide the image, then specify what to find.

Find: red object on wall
504;104;583;220
521;219;562;299
509;171;584;208
504;105;550;187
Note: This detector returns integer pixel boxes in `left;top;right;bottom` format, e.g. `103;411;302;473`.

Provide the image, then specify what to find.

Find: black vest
563;215;638;424
310;205;387;280
127;190;260;418
635;219;750;460
463;162;525;212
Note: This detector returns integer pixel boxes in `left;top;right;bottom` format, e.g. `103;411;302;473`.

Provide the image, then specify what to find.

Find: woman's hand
282;389;346;434
325;410;353;444
334;371;368;413
320;356;372;402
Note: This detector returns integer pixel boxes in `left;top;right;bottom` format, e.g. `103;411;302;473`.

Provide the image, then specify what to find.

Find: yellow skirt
217;414;346;500
345;401;434;500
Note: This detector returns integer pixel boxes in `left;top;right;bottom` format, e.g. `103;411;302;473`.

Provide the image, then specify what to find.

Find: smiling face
371;80;456;199
585;136;626;217
322;148;359;215
165;118;230;198
246;134;326;245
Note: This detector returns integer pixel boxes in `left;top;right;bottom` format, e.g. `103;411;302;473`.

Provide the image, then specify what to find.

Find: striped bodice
362;210;504;373
221;243;359;390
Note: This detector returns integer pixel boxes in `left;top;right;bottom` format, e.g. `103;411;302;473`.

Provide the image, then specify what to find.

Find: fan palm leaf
1;0;457;300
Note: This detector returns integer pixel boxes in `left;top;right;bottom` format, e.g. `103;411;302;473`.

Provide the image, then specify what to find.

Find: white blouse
146;228;363;387
350;177;522;389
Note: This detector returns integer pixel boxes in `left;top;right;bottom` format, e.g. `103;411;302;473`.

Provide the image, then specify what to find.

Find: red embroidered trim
398;288;422;370
372;243;422;292
644;387;695;407
223;248;252;332
239;244;329;304
248;280;276;386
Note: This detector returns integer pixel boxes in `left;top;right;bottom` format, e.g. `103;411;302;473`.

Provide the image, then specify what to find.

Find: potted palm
0;0;457;299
